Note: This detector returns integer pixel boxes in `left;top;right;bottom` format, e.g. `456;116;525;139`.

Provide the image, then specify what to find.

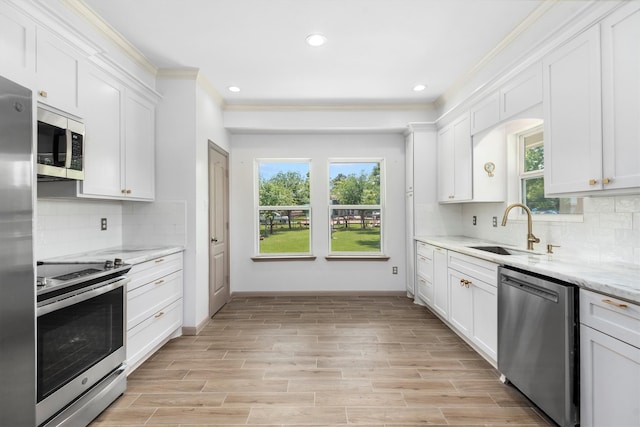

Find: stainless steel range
36;260;131;427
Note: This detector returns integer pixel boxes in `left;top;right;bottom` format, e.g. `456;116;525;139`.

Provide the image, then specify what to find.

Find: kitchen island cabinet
126;251;183;372
580;289;640;427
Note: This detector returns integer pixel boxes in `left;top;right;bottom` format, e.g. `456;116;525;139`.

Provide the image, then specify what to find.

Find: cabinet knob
38;90;48;98
121;189;127;194
589;179;597;185
126;189;132;194
448;195;455;199
603;178;611;185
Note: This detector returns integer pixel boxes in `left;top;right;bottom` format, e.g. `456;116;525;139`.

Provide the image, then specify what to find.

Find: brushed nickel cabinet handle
154;311;165;318
155;258;165;263
154;279;164;285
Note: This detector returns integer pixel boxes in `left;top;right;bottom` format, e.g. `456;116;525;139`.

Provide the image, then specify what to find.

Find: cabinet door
432;247;448;319
499;63;542;121
437;125;454;201
405;133;414;192
405;193;414;297
471;279;497;362
448;268;472;337
35;27;83;115
601;2;640;191
437;113;472;202
452;113;472;201
80;66;123;198
543;25;602;195
0;5;35;87
470;92;499;135
124;92;155;200
580;325;640;427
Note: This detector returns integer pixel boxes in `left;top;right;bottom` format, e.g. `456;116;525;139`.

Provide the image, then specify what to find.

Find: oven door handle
37;276;130;317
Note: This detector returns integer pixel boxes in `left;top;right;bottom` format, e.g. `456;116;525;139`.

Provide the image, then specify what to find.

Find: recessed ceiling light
228;86;241;93
306;33;327;47
413;84;427;92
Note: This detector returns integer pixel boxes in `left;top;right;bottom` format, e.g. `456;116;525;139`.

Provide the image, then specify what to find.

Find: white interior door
209;144;230;316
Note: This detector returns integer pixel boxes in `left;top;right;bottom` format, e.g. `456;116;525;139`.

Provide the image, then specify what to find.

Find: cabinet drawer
580;289;640;348
127;298;182;368
447;251;498;286
127;252;182;292
416;241;432;257
416;252;433;280
127;270;183;330
416;274;433;306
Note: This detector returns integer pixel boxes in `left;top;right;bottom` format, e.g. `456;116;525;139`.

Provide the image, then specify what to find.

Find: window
329;160;383;254
518;127;582;215
257;160;311;255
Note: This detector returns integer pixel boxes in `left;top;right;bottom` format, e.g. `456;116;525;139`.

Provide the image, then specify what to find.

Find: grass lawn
259;224;381;253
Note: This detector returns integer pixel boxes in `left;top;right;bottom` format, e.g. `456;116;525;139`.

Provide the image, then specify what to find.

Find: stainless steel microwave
37;107;85;181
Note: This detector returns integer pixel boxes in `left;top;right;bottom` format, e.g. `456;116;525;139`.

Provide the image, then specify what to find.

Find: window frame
509;125;583;223
327;158;386;256
254;158;313;257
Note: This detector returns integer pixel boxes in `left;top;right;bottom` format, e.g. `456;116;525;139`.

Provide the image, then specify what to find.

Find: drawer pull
419;256;427;261
602;299;627;309
154;279;165;285
155;258;165;263
154;311;165;318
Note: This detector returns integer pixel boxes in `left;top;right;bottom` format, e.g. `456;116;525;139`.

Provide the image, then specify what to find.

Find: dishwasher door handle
502;276;559;303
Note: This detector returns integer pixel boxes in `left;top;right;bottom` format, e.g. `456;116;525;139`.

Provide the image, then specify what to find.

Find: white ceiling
81;0;572;106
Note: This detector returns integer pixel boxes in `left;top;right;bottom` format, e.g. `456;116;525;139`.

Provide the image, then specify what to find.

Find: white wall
229;132;407;293
154;72;229;330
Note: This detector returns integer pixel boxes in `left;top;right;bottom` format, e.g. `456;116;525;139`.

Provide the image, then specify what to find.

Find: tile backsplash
37;199;186;260
461;194;640;265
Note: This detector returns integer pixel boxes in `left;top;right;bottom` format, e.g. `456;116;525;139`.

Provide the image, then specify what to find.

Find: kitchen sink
468;245;542;256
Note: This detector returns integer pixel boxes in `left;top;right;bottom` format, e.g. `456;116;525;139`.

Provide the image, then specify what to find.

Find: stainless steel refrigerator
0;75;35;426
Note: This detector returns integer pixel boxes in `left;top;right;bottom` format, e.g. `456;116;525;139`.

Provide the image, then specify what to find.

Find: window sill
325;255;390;261
251;255;317;262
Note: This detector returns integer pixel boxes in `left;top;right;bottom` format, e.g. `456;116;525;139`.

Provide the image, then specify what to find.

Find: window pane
329;162;380;205
257;160;311;255
523;132;544;172
259;209;310;254
522;177;583;214
330;208;380;252
259;162;309;207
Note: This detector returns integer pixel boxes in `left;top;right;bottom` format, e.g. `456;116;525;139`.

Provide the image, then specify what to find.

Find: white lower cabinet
580;289;640;426
415;241;434;306
432;246;448;319
126;252;183;372
447;251;498;363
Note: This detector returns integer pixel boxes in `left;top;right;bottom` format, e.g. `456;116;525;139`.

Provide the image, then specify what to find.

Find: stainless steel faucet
501;203;540;251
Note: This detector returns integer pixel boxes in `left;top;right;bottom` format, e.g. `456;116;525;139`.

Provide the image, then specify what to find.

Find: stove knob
114;258;123;268
104;260;114;269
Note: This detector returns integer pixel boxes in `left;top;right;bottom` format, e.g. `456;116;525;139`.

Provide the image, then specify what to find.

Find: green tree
259;170;309;232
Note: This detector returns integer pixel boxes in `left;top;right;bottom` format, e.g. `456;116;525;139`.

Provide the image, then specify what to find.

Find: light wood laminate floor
91;295;552;426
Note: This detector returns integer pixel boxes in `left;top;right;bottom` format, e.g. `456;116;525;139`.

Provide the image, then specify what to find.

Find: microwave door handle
37;277;130;317
64;128;73;169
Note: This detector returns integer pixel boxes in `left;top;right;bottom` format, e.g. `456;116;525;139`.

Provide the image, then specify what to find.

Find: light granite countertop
415;235;640;305
42;245;184;266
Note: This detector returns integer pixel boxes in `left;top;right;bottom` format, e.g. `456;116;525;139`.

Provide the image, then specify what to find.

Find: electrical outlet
392;266;398;275
492;216;498;227
472;215;477;226
101;218;107;231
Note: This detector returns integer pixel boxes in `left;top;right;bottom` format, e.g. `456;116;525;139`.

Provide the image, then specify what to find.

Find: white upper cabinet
405;132;414;192
499;63;542;121
545;2;640;196
601;1;640;191
543;25;602;195
0;4;35;88
470;92;500;135
81;65;124;198
438;112;472;203
123;92;155;200
77;65;155;201
35;27;84;116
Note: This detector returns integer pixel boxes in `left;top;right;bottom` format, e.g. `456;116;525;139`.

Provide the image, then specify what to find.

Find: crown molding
61;0;157;76
156;68;225;108
223;103;434;112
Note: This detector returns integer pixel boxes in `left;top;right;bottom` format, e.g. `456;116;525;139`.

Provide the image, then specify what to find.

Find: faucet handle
546;244;561;254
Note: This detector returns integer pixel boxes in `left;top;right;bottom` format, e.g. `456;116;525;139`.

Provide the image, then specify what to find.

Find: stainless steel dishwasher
498;266;579;427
